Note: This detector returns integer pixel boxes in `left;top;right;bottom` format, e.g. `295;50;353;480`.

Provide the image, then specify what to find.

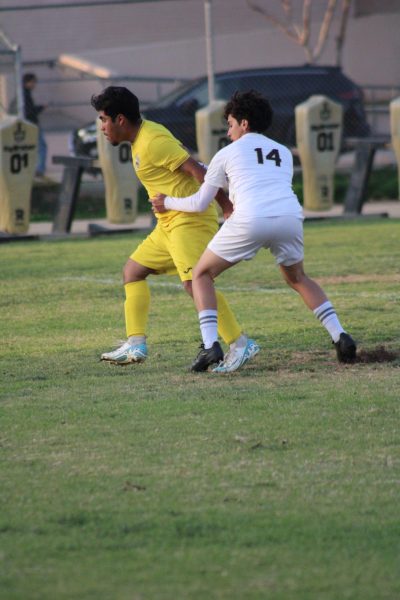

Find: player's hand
150;193;167;213
215;188;233;221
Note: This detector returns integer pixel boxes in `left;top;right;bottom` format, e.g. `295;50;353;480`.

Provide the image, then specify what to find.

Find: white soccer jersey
205;132;302;219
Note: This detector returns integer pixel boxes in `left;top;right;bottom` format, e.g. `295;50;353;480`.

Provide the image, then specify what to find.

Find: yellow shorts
131;214;219;281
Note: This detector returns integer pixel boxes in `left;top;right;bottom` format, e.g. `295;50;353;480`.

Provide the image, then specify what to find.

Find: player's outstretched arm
150;182;219;213
178;157;233;219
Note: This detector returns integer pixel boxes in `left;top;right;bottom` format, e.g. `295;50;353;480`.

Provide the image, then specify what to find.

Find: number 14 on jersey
254;147;282;167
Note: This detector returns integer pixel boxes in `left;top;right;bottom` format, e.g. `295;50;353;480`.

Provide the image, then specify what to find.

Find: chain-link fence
10;59;395;159
363;85;400;142
70;65;377;158
142;65;372;154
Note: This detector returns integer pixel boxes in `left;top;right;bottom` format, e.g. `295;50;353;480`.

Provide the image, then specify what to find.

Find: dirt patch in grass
355;345;399;364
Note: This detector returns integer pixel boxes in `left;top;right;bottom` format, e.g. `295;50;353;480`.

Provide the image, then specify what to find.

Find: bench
51;155;101;234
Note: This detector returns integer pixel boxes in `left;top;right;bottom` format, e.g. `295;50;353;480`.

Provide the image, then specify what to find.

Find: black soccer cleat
190;341;224;372
334;332;357;363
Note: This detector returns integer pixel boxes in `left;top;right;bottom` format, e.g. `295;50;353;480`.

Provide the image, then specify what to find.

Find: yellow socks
215;290;242;345
124;281;151;337
124;282;241;345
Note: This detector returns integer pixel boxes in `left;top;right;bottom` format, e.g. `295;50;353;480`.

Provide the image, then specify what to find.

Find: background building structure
0;0;398;172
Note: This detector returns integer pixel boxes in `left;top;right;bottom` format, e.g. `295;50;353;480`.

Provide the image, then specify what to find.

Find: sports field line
60;276;397;299
61;275;287;294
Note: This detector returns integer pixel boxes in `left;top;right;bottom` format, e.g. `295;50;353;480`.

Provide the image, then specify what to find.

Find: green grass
1;218;400;600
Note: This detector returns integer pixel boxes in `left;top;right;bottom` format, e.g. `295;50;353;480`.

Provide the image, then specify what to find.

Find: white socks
198;309;218;349
199;302;344;349
313;301;344;343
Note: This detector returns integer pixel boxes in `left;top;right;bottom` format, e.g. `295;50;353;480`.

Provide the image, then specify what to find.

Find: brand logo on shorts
183;267;192;274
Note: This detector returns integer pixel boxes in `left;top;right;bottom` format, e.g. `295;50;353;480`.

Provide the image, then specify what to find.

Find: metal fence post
15;45;24;118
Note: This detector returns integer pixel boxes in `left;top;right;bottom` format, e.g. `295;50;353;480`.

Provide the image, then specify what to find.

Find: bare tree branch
299;0;311;47
313;0;338;62
281;0;293;23
245;0;299;42
246;0;349;65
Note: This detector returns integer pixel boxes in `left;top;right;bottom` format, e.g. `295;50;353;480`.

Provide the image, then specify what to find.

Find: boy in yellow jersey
91;86;259;371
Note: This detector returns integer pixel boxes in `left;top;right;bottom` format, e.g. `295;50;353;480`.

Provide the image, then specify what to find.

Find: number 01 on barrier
295;95;343;211
0;117;38;234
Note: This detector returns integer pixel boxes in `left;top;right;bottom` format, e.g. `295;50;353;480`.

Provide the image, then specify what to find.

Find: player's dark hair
23;73;37;85
91;86;141;124
224;90;273;133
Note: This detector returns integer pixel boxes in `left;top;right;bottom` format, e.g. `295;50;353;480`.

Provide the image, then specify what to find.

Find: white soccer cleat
212;338;260;373
100;341;148;365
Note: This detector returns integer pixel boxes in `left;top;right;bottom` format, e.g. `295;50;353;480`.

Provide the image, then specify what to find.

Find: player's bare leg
192;249;230;311
279;261;328;309
280;261;356;363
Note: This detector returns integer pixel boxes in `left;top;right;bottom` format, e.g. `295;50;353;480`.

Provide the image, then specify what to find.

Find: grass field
1;218;400;600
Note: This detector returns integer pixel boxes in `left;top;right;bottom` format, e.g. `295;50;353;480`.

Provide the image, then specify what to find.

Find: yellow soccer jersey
131;120;217;225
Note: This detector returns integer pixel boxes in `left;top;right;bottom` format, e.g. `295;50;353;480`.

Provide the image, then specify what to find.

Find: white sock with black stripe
198;309;218;349
313;301;344;343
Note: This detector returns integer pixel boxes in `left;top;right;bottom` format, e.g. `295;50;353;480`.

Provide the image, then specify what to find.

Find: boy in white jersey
151;90;357;372
90;87;259;371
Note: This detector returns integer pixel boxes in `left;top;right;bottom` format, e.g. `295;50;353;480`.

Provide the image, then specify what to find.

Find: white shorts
208;215;304;266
